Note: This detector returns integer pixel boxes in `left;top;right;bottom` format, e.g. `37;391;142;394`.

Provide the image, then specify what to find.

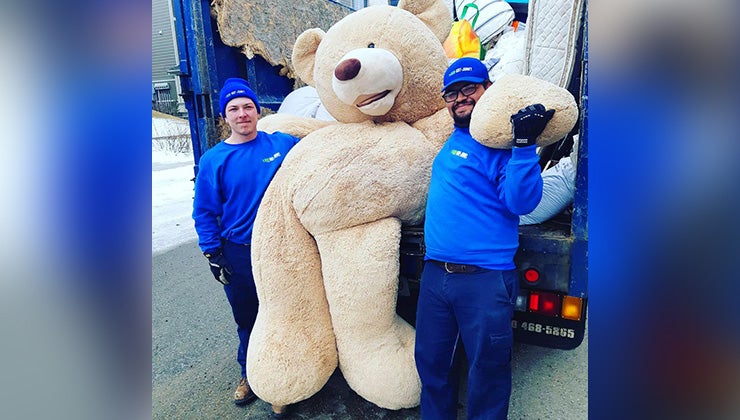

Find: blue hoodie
424;126;543;270
192;131;299;253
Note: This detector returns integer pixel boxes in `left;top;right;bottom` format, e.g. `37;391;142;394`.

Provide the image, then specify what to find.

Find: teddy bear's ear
397;0;452;43
291;28;325;87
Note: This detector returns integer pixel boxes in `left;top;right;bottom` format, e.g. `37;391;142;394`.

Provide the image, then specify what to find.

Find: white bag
277;86;321;118
484;26;527;82
277;86;336;122
454;0;515;45
519;156;576;225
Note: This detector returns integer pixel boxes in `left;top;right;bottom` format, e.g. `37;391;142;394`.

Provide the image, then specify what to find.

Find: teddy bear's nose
334;58;361;81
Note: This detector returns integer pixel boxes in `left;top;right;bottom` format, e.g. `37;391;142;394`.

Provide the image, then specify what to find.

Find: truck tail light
523;268;539;283
528;291;560;316
561;296;583;321
527;292;539;311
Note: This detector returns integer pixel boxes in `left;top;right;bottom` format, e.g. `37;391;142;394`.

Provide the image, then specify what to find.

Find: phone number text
512;320;575;339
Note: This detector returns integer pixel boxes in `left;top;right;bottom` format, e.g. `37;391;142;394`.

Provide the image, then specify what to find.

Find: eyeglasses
442;84;479;103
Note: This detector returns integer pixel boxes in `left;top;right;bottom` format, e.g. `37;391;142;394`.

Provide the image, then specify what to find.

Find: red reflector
528;291;560;316
524;269;539;282
528;293;539;311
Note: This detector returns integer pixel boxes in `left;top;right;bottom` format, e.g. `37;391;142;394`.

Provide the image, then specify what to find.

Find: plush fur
248;0;452;410
471;74;579;148
246;0;578;411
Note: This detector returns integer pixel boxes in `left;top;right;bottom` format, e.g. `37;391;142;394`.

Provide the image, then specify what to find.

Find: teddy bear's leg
246;195;338;406
313;217;420;409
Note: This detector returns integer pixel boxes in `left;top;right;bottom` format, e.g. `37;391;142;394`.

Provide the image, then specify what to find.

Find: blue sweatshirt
192;131;299;253
424;127;543;270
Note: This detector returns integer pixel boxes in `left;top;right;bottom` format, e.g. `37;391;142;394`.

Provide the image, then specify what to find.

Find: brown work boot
271;404;289;419
234;377;257;405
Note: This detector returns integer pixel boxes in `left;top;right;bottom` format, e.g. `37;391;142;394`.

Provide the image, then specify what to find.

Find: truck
172;0;588;350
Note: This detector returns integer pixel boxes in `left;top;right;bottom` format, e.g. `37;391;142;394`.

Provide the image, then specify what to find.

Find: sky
152;117;198;255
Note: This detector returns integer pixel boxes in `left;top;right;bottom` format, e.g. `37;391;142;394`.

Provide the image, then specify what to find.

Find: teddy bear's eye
367;43;375;48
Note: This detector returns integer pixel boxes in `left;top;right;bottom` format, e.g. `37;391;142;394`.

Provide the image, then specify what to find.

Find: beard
451;99;475;127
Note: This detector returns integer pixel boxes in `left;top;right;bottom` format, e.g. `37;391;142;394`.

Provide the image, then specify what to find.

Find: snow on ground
152;117;198;255
152;115;190;139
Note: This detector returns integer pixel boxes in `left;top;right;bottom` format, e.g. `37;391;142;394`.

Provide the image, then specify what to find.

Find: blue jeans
222;240;259;378
415;261;518;420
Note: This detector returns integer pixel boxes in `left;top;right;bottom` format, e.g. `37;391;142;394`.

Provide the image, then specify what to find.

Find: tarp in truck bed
211;0;353;83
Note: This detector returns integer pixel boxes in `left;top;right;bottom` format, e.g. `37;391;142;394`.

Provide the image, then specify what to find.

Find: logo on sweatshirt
262;152;282;163
450;149;469;159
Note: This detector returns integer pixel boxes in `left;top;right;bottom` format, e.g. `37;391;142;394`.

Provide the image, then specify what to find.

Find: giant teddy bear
246;0;578;411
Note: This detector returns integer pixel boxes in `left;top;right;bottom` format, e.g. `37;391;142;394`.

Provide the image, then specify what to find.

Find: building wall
152;0;177;81
152;0;182;114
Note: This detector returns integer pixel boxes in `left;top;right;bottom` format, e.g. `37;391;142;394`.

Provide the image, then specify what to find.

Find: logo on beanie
225;89;247;100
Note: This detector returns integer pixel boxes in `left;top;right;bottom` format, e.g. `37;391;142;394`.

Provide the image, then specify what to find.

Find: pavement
152;239;587;419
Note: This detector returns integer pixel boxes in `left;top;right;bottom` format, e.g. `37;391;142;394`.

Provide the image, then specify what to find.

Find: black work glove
204;248;234;285
510;104;556;147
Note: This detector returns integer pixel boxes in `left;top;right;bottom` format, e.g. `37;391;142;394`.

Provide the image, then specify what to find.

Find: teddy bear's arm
469;74;579;149
411;108;454;151
257;113;336;139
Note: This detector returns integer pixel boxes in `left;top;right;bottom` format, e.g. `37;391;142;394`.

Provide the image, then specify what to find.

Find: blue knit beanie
219;77;260;116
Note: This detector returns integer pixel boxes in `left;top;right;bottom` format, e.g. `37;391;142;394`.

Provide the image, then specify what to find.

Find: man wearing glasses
415;57;555;420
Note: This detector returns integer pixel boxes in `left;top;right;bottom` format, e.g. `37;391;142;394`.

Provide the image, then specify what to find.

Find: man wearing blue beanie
415;58;555;420
219;77;261;116
192;77;298;416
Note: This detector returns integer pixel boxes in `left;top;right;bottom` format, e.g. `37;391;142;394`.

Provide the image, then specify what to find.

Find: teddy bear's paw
336;321;421;409
246;318;338;405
